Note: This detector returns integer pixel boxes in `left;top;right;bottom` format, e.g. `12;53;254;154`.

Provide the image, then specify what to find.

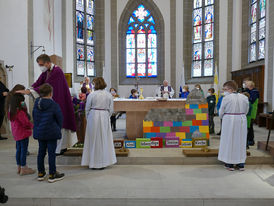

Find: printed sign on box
165;137;179;148
193;138;208;148
180;138;193;148
114;140;124;149
151;137;163;148
124;141;136;148
136;138;151;148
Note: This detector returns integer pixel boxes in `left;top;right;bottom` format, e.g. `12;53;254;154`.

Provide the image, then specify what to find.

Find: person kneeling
218;81;249;171
33;84;65;183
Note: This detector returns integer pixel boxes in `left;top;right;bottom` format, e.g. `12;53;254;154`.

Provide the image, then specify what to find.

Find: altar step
6;198;274;206
54;148;274;166
257;141;274;157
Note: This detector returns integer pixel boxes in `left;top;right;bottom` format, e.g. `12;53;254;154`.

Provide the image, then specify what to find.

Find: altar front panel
114;99;186;139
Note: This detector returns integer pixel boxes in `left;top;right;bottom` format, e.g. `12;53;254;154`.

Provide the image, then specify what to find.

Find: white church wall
65;0;74;75
0;0;29;89
33;0;63;83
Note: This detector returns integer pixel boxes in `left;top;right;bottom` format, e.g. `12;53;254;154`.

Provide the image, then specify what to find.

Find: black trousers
0;108;5;136
247;120;255;144
209;114;215;133
110;115;116;130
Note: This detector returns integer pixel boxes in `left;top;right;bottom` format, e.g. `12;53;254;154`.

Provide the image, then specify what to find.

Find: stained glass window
126;4;157;78
249;0;266;62
192;0;214;77
75;0;95;77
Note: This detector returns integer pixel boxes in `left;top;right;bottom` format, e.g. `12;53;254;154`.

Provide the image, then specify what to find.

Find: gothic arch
119;0;165;85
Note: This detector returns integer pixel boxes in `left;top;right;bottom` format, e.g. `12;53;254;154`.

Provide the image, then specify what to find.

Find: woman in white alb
81;77;117;169
218;81;249;171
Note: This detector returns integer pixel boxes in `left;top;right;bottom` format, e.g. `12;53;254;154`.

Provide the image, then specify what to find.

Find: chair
266;111;274;150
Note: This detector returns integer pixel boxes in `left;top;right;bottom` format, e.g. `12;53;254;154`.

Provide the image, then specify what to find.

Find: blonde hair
183;85;189;91
246;81;255;88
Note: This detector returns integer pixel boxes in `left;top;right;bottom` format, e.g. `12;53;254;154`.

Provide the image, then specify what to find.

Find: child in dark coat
33;83;64;183
207;88;216;134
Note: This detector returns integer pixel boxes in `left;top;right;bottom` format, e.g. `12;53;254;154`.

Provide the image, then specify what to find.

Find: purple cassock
32;65;76;132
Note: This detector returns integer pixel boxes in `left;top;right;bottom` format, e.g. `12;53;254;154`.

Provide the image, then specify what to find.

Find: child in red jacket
6;85;35;176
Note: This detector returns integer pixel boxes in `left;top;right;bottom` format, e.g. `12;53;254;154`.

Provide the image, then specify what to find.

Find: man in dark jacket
207;88;216;134
246;81;259;146
0;80;9;140
33;83;64;183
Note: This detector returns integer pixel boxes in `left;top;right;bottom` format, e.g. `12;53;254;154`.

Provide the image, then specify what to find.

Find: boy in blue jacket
33;83;64;183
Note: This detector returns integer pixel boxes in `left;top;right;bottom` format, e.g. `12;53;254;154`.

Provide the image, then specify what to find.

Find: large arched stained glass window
76;0;95;77
249;0;266;62
126;4;157;78
192;0;214;77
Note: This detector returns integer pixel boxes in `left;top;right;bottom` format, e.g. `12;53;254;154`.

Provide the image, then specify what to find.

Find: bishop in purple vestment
32;65;76;131
17;54;77;154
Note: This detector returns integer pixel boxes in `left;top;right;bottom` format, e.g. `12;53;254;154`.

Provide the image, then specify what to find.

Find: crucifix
134;75;140;92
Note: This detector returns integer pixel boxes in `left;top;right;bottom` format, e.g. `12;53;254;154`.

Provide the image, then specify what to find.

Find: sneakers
224;164;235;171
17;166;21;174
37;171;47;181
224;164;245;171
48;172;65;183
236;164;245;171
20;167;36;176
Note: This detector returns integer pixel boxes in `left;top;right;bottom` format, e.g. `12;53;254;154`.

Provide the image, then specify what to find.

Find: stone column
265;0;274;110
231;0;242;71
175;0;184;98
219;0;228;86
104;0;111;89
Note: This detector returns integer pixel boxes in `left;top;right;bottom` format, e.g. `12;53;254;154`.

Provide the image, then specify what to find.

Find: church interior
1;0;274;205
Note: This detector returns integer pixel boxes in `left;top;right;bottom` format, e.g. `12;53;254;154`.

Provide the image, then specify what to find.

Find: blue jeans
16;138;29;167
37;140;57;175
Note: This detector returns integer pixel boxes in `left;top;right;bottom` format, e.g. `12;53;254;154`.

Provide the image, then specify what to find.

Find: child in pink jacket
6;85;35;176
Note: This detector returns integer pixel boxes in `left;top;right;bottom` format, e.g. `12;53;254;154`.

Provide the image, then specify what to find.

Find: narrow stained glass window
249;0;266;62
126;4;158;78
75;0;95;77
192;0;214;77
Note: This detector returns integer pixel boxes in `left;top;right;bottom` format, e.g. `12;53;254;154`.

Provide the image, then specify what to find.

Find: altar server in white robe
81;77;117;169
218;81;249;171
